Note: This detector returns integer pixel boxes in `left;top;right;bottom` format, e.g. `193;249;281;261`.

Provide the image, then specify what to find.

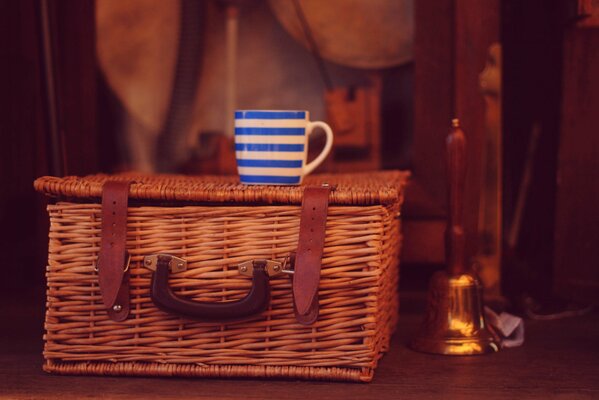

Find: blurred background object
269;0;413;69
477;42;503;300
97;0;203;172
277;0;411;171
1;0;598;317
96;0;414;175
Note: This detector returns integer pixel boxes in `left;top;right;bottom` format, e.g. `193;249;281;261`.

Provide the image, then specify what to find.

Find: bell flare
410;271;500;355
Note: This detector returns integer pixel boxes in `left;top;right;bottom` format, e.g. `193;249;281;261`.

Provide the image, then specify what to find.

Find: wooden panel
501;1;564;298
46;0;98;175
0;0;98;295
0;0;50;292
554;27;599;302
413;0;454;217
401;220;445;264
455;0;500;263
411;0;499;265
409;0;454;266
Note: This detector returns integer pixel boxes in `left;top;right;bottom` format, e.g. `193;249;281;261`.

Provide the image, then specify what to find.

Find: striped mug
234;110;334;185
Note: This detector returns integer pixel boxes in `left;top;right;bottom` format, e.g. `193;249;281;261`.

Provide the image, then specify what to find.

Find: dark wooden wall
554;25;599;302
0;0;98;298
46;0;98;176
406;0;500;265
0;0;50;296
501;0;578;300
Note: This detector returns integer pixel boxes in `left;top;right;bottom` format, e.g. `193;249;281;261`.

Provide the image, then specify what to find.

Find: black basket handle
145;254;290;322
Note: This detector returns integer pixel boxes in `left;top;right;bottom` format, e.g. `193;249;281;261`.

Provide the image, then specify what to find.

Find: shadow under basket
34;171;409;382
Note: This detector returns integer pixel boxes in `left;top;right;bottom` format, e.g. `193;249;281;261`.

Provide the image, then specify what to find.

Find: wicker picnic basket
34;171;408;382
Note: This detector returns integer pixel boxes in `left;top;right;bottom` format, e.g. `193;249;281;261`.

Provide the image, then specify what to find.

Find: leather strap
293;185;331;325
98;181;131;322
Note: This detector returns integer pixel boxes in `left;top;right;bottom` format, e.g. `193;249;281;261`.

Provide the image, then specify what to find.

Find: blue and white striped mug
234;110;334;185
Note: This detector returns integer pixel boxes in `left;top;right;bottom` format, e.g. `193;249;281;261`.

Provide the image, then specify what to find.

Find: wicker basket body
35;172;408;382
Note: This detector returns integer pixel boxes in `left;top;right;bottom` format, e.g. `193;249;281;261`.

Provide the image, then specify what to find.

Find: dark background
1;0;598;320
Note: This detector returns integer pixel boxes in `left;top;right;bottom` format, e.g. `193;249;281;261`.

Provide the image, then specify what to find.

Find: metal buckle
280;255;294;275
143;254;187;273
238;256;294;277
123;252;132;272
95;251;131;273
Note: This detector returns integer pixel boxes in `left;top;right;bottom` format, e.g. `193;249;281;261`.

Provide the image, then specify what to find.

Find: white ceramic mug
234;110;334;185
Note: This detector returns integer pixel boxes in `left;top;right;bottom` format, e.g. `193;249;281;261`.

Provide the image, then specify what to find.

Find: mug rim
235;109;307;112
235;110;309;121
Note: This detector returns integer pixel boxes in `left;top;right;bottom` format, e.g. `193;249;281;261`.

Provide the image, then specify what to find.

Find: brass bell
411;119;500;355
411;270;499;355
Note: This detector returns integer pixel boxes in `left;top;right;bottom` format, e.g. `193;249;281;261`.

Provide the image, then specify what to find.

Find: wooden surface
554;27;599;302
2;291;599;399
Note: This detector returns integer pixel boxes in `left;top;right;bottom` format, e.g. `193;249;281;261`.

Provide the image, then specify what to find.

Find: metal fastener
240;265;247;272
273;265;280;272
145;258;152;266
112;304;122;312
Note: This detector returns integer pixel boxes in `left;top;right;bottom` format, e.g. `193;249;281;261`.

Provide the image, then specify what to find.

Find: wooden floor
1;293;598;400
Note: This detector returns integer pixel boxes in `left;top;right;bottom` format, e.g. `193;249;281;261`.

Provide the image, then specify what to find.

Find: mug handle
304;121;334;176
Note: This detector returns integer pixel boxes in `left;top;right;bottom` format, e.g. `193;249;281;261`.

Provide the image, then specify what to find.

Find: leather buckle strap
292;185;331;325
98;181;131;322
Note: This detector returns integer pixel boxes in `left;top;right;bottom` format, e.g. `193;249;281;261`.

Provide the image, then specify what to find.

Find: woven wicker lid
34;171;409;206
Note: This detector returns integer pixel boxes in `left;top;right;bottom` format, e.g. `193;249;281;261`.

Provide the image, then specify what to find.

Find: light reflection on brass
411;271;500;355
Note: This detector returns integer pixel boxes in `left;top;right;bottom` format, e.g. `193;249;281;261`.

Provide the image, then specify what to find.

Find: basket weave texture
34;171;404;205
35;171;408;382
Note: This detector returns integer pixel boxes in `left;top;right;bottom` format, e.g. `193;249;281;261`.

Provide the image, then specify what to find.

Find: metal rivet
240;266;247;272
177;263;183;269
145;259;152;266
112;304;122;312
273;265;280;271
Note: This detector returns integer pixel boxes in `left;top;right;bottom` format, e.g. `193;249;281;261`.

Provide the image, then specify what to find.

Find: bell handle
446;118;467;275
